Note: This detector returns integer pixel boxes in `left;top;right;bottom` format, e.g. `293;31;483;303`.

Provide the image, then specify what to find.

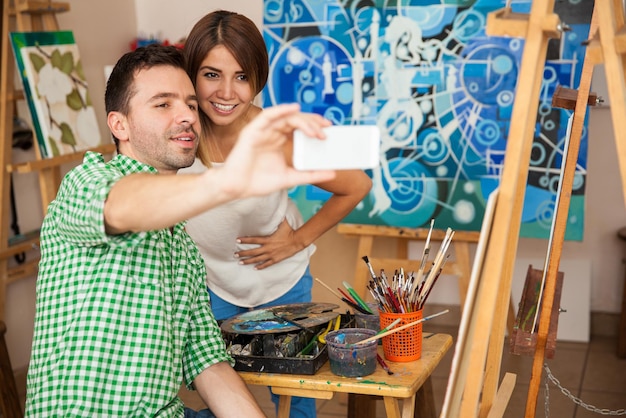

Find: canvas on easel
9;30;101;158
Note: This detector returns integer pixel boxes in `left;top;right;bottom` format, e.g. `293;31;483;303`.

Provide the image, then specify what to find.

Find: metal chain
543;363;626;416
544;368;550;417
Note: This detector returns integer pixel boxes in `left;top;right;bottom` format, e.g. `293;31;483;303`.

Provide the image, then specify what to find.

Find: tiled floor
13;323;626;417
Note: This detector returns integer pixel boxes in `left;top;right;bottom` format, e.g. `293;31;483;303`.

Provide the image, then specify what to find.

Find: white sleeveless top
180;159;315;306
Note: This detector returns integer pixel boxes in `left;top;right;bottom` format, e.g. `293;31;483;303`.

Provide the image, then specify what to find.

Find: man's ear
107;111;129;141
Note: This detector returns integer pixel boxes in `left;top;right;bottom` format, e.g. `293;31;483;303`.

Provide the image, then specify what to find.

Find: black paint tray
226;330;329;374
221;309;354;375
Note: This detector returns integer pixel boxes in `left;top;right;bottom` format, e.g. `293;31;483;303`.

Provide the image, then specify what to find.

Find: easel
524;0;626;415
440;1;610;417
337;224;479;310
0;0;115;320
337;223;518;418
442;2;564;416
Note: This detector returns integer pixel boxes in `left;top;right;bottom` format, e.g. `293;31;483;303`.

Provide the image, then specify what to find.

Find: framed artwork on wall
10;30;102;159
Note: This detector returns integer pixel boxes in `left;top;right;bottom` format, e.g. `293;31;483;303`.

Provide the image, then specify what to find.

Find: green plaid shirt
26;152;233;417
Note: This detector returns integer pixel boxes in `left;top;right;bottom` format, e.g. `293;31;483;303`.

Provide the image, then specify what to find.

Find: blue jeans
184;407;215;418
209;266;317;418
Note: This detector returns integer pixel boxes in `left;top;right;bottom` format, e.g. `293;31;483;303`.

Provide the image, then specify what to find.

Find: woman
182;10;372;418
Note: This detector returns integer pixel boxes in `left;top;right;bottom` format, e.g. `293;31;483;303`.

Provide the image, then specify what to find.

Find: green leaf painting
10;31;102;158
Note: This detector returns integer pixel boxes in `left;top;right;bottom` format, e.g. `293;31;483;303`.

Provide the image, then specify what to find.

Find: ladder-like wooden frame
442;1;625;417
0;0;115;321
522;0;626;415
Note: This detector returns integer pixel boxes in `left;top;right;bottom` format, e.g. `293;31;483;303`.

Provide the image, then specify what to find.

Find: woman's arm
236;168;372;269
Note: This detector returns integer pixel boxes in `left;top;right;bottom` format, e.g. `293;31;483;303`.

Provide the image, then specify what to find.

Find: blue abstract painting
262;0;592;240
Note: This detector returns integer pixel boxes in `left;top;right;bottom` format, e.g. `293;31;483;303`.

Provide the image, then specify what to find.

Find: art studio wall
5;0;625;370
134;0;624;314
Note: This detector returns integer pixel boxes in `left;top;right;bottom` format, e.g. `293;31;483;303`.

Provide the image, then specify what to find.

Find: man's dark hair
105;44;186;145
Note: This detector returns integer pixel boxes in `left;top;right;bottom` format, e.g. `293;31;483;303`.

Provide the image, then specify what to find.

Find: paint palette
220;302;340;335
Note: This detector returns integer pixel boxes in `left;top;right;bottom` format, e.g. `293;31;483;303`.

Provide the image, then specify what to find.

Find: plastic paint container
354;302;380;332
325;328;377;377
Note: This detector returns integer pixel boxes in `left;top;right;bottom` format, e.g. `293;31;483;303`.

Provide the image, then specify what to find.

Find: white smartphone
293;125;381;170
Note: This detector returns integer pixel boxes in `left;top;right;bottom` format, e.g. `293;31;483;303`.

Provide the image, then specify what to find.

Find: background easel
443;1;565;415
441;1;619;417
337;223;478;309
0;0;115;322
336;223;480;418
523;0;626;415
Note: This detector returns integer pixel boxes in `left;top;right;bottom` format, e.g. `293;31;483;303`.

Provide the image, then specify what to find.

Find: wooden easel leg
0;0;16;323
455;242;471;307
486;373;516;418
458;240;518;337
524;6;598;417
598;0;626;211
461;0;560;415
479;256;518;417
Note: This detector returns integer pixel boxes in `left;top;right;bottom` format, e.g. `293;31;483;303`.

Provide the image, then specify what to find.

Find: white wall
134;0;263;42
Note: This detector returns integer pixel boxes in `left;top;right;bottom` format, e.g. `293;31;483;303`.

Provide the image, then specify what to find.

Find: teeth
213;102;235;111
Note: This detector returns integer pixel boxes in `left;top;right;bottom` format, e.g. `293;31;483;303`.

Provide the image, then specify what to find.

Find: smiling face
109;65;200;174
194;45;255;128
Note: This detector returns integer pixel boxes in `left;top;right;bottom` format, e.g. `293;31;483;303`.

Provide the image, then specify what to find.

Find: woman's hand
235;219;305;270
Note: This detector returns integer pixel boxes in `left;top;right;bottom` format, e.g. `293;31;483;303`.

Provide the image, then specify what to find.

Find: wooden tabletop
238;333;453;399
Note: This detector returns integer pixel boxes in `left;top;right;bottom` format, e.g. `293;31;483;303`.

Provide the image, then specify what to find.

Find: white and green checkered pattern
26;152;232;417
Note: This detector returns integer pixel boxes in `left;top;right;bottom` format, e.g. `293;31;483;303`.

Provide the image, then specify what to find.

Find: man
25;44;334;417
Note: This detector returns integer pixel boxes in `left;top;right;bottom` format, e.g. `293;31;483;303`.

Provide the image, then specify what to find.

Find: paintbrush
343;317;401;348
361;255;377;279
337;287;357;305
341;296;372;314
351;309;450;346
375;317;403;336
342;281;374;314
413;219;435;299
314;277;344;301
312;277;370;313
377;353;393;375
418;228;455;306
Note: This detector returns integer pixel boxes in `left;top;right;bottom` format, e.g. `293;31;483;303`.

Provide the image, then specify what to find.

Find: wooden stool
615;228;626;357
0;320;23;417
